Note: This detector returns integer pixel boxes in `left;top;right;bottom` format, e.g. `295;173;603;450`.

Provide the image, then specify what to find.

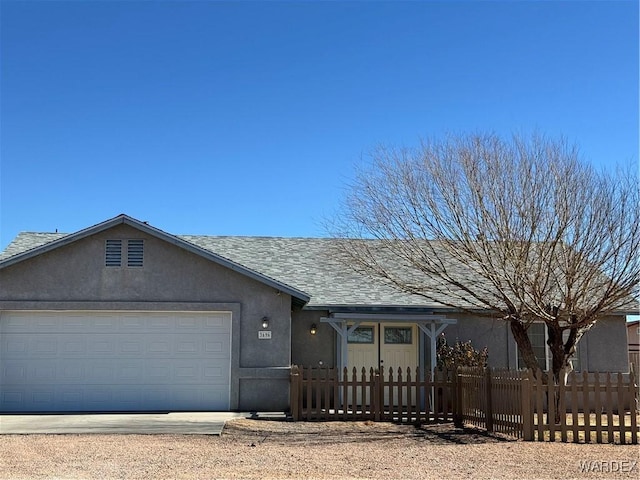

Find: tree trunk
547;323;568;384
547;323;572;424
510;320;548;382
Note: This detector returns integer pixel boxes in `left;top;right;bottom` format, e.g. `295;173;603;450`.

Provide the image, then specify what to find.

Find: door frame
347;322;419;373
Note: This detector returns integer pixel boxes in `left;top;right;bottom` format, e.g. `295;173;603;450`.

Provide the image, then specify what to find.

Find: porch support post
322;318;362;378
417;321;453;413
417;321;451;379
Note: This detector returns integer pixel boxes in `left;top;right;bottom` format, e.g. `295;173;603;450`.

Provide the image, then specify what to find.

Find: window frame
516;322;580;371
347;326;375;344
383;326;413;345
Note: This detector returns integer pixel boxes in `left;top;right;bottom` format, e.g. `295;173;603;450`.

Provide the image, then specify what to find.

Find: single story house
0;214;632;413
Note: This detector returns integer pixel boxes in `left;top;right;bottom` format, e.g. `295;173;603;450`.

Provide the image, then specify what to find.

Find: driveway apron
0;412;247;435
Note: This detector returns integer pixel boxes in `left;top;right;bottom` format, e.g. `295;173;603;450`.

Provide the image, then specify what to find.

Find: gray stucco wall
290;311;508;371
449;314;629;372
290;310;630;373
579;316;629;373
291;309;336;368
0;224;293;411
435;314;509;369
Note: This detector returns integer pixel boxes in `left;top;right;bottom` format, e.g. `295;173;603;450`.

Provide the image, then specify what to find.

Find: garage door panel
204;366;226;381
33;363;56;380
85;387;114;406
147;362;172;381
89;338;117;355
3;337;28;355
205;315;230;328
33;337;59;355
92;315;120;331
32;390;55;406
1;389;24;408
61;339;87;355
147;339;172;355
1;362;27;383
0;311;232;412
87;363;115;381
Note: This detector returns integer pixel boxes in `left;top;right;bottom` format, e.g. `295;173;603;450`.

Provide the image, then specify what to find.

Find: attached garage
0;310;232;412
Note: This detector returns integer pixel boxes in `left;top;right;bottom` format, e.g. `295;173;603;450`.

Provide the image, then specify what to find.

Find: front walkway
0;412;247;435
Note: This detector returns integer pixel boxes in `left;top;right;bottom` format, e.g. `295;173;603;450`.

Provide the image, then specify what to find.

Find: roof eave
301;303;461;313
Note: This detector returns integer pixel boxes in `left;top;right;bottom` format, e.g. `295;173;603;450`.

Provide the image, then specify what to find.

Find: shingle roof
178;235;444;308
0;232;68;261
0;229;447;309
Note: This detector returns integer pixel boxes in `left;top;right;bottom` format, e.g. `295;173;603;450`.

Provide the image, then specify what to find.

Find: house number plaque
258;331;272;339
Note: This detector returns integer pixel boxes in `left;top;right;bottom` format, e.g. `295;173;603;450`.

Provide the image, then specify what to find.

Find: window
105;240;122;267
384;327;412;344
348;326;374;344
517;323;580;371
127;239;144;267
518;323;547;370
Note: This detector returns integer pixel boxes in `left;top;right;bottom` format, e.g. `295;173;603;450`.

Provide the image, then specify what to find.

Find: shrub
436;335;488;370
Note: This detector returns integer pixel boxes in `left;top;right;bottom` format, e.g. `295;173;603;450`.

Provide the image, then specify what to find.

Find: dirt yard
1;419;638;479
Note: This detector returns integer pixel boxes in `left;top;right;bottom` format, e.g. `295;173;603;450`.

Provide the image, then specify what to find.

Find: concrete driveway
0;412;248;435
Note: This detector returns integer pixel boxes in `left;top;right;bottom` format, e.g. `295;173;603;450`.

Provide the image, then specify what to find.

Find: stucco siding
291;309;336;368
581;316;629;372
0;224;293;411
289;311;628;374
436;314;509;369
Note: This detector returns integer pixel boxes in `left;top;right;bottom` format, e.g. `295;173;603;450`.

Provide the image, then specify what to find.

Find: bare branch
331;132;639;379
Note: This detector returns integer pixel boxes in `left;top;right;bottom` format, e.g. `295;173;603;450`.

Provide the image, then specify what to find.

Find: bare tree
332;132;639;384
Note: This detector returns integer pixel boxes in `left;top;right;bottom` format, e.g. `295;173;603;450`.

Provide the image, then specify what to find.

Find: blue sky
1;0;638;250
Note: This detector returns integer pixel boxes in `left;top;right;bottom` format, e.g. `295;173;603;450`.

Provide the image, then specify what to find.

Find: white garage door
0;311;232;412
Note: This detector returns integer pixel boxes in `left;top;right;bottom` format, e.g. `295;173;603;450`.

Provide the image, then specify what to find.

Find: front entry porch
321;313;458;379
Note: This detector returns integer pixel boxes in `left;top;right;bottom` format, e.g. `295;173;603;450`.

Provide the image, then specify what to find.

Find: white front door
347;323;378;376
379;323;418;376
346;323;418;406
347;323;418;373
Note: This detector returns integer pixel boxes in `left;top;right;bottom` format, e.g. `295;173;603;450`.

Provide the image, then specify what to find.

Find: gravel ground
1;419;638;479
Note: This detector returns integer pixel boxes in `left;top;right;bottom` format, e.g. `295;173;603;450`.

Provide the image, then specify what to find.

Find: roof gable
0;214;310;304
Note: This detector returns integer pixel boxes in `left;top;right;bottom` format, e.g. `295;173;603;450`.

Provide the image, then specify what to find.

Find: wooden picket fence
290;365;640;444
456;367;528;439
289;365;455;423
629;354;640;385
525;369;638;444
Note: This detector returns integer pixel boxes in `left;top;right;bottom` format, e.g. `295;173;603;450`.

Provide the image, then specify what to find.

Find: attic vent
127;239;144;267
105;240;122;267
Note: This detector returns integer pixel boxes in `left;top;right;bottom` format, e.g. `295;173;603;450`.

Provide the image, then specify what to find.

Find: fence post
484;367;494;432
374;369;381;422
521;374;533;440
453;368;463;428
630;371;638;444
290;365;300;421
